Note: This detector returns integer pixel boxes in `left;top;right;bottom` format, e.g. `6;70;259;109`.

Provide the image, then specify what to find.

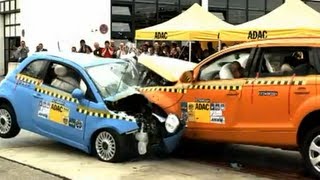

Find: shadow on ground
171;139;314;180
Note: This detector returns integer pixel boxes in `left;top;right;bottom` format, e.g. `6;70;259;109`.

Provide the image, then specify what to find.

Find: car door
240;46;316;143
31;61;91;144
289;47;318;128
181;48;256;141
13;59;49;131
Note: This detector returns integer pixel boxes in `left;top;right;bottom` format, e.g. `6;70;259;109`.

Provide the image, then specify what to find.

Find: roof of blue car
31;51;123;68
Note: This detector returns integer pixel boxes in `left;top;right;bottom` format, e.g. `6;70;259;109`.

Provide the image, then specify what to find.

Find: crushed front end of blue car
104;92;185;157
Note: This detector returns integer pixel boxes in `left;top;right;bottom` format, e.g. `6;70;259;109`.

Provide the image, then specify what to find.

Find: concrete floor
0;157;63;180
0;130;271;180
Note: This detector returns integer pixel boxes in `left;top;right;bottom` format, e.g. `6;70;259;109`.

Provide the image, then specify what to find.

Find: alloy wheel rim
0;109;11;134
309;135;320;172
95;131;116;161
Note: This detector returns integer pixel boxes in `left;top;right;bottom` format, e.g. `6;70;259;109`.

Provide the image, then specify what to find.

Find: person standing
93;42;103;57
15;41;30;62
101;41;114;58
38;43;47;52
36;43;47;52
116;42;127;58
71;47;77;52
78;39;92;54
110;40;117;58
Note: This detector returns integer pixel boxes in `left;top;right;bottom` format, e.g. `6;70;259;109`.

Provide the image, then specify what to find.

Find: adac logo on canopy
248;30;268;40
154;32;168;39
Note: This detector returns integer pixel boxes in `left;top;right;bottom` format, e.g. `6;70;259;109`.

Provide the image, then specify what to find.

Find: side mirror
71;88;85;100
179;70;194;83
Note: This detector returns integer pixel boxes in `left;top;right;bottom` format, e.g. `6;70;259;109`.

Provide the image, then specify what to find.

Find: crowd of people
72;39;229;63
71;39;136;59
14;39;229;63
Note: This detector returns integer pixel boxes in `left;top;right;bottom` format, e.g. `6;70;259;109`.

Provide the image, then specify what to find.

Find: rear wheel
93;130;128;162
0;104;20;138
301;127;320;179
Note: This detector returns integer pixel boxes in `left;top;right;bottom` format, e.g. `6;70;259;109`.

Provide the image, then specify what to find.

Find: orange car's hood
138;55;197;82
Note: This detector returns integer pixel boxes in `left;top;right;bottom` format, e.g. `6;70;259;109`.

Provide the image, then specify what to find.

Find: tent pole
189;41;192;62
217;32;222;51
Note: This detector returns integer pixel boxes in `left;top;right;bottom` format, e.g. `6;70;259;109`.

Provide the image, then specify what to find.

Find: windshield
86;61;139;100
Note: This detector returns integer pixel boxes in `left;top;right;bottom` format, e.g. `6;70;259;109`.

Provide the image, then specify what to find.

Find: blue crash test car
0;52;184;162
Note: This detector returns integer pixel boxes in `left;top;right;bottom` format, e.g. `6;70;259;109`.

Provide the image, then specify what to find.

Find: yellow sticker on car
49;102;69;125
187;102;211;123
184;101;226;124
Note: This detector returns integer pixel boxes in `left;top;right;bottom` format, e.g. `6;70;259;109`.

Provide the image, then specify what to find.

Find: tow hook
135;123;149;155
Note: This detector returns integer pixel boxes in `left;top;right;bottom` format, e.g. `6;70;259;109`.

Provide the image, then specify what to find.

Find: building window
266;0;283;11
306;1;320;12
248;11;265;21
211;11;225;21
0;3;4;12
228;9;246;24
2;0;20;66
135;3;157;29
158;4;179;23
209;0;227;8
112;22;131;32
180;0;200;6
159;0;178;5
112;6;131;15
248;0;265;10
229;0;247;9
135;0;156;2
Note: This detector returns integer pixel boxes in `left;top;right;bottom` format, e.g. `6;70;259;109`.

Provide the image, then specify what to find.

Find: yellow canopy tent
135;3;234;41
220;0;320;42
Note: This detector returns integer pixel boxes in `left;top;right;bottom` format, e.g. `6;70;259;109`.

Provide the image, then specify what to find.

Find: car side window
255;47;317;77
42;63;84;94
20;60;48;79
198;49;251;81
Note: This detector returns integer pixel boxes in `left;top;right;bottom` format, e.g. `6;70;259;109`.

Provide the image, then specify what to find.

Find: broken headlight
165;114;180;133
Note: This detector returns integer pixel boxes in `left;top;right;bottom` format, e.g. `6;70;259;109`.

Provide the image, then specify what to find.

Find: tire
301;127;320;179
93;129;128;162
0;103;20;138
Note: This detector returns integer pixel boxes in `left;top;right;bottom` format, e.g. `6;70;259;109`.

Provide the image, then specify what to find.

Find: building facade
1;0;320;75
0;0;20;75
111;0;320;40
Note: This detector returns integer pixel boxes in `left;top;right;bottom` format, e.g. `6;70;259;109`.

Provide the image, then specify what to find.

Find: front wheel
93;130;127;162
0;104;20;138
301;127;320;179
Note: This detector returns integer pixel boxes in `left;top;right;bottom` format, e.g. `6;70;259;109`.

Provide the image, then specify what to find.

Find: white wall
20;0;111;53
0;14;4;75
201;0;208;11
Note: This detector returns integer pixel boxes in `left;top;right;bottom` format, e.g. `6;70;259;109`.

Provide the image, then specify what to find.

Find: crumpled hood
138;56;197;82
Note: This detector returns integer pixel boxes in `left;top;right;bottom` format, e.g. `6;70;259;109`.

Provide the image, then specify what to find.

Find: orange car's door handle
294;87;310;95
226;90;239;96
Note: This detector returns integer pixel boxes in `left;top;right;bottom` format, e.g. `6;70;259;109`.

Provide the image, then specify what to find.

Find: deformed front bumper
134;113;185;156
